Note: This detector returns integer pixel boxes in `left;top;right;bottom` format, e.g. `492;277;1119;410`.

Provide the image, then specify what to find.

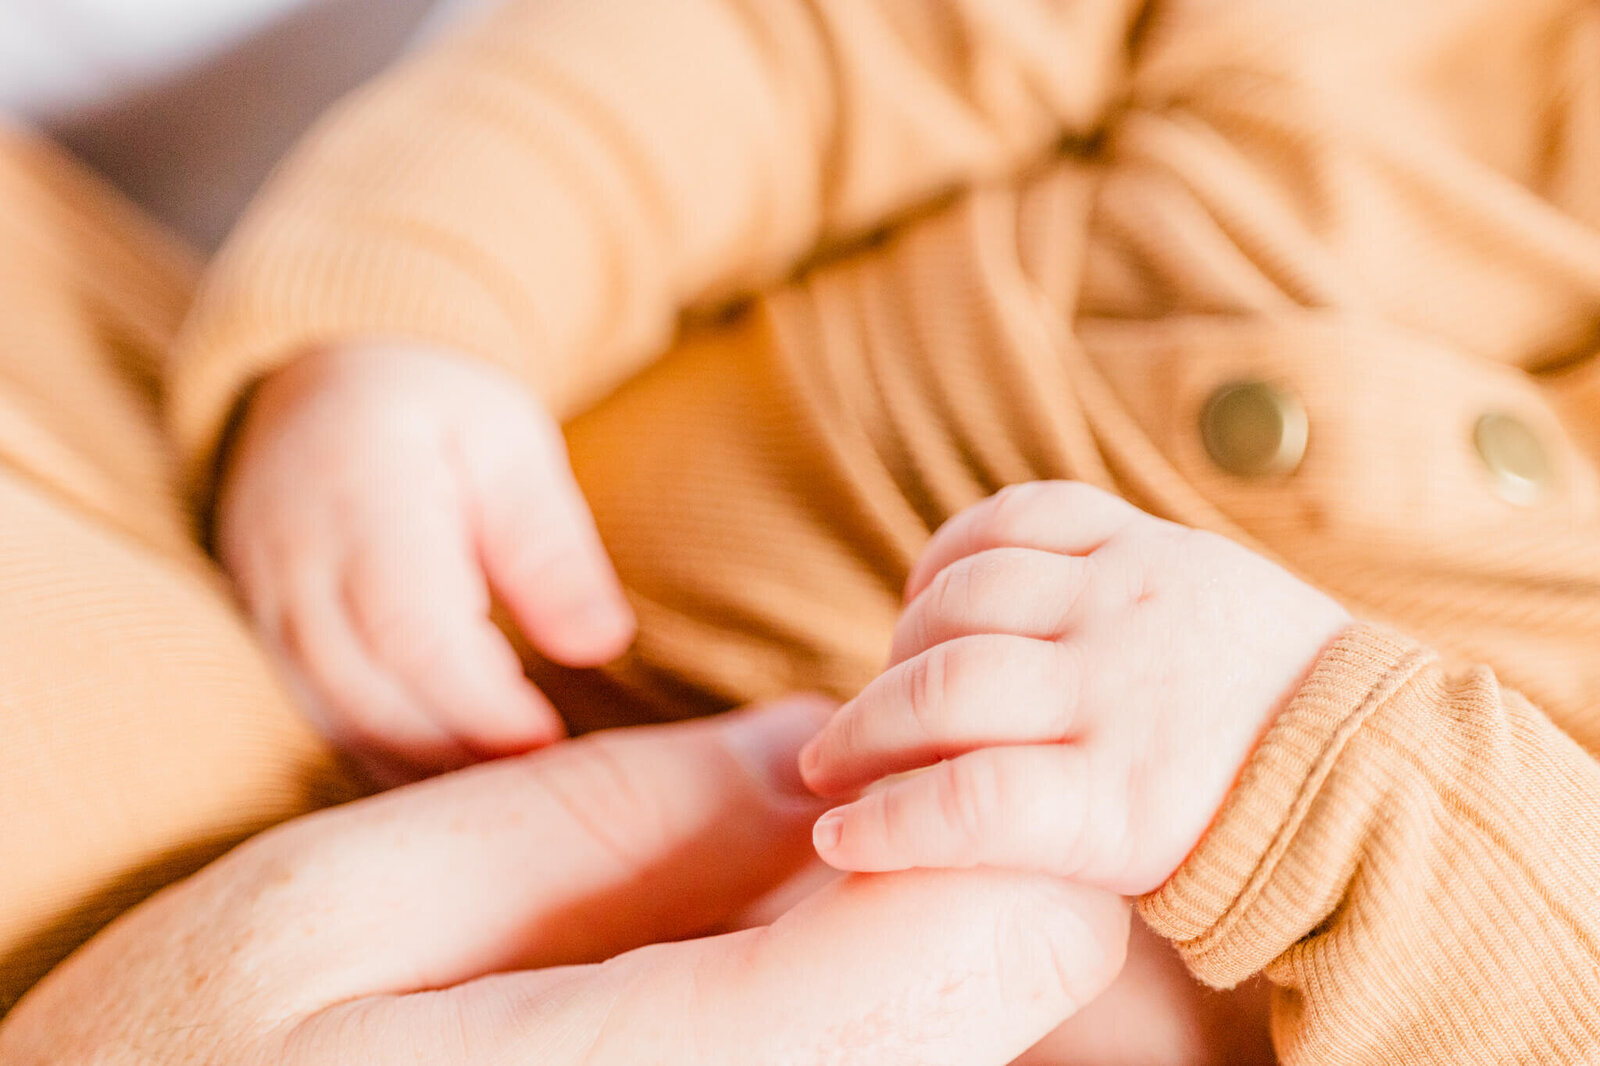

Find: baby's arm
165;1;1144;779
170;0;1144;478
804;482;1600;1064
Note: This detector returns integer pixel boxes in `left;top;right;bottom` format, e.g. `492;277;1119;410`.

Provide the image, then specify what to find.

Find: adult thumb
241;697;834;1014
600;869;1133;1066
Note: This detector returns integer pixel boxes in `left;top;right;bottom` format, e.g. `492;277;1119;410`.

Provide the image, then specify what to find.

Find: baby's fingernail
721;696;837;798
813;810;844;852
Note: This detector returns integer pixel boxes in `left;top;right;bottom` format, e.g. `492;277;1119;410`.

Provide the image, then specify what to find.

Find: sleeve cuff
1137;622;1436;987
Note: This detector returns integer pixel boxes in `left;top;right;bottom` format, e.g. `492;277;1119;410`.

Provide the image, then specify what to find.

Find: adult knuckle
221;820;330;921
537;735;669;862
1035;900;1130;1011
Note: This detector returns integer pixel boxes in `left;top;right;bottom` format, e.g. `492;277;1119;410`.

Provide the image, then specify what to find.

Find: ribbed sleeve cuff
1137;623;1436;987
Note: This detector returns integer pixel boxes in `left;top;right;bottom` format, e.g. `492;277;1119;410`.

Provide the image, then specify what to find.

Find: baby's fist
217;344;636;783
801;482;1349;896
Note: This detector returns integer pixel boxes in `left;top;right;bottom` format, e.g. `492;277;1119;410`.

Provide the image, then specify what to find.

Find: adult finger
468;423;637;668
636;871;1129;1065
801;635;1080;796
233;696;835;1016
905;482;1144;603
300;869;1132;1066
891;548;1091;664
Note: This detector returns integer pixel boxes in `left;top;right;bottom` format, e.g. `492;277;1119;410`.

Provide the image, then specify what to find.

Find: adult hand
0;697;1129;1066
217;343;637;783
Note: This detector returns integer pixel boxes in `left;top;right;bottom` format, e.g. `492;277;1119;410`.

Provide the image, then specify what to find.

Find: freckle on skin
825;1004;896;1052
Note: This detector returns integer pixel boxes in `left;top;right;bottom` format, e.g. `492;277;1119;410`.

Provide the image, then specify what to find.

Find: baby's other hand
217;344;636;784
800;482;1349;896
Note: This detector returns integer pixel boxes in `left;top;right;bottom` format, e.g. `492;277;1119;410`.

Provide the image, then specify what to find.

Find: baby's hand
217;344;636;783
800;482;1349;896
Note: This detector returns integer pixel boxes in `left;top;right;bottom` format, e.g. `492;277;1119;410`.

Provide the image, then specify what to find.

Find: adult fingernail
721;696;837;798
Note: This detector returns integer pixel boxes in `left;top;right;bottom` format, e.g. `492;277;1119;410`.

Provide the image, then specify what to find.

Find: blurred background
1;0;491;249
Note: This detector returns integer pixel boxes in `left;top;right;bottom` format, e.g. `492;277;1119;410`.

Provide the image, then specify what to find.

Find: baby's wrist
1165;609;1355;889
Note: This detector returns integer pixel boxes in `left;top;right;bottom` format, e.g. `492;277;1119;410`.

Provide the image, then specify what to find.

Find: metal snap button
1200;380;1308;478
1474;412;1551;505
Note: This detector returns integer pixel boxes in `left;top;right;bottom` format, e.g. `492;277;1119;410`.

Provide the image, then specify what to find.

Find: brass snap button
1474;412;1551;505
1200;380;1308;478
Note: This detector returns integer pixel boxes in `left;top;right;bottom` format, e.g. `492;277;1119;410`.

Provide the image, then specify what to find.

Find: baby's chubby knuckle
979;480;1112;535
925;552;1011;622
271;610;377;720
925;559;976;623
352;598;469;689
367;607;450;670
903;645;959;736
970;481;1063;545
1174;526;1253;571
981;481;1054;530
937;757;1006;846
1032;642;1084;735
906;639;1039;733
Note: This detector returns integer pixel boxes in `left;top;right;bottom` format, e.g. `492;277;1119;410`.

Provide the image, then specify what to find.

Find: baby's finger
273;581;478;777
812;745;1102;882
472;431;637;668
800;635;1079;797
343;520;565;758
891;548;1091;664
906;482;1144;603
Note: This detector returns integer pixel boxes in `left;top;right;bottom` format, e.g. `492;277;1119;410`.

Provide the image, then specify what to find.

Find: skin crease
800;481;1353;898
217;343;640;784
0;700;1135;1066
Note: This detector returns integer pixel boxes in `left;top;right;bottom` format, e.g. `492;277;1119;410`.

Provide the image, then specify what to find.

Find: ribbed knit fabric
0;124;358;1014
168;0;1145;507
1145;623;1600;1061
0;0;1593;1059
